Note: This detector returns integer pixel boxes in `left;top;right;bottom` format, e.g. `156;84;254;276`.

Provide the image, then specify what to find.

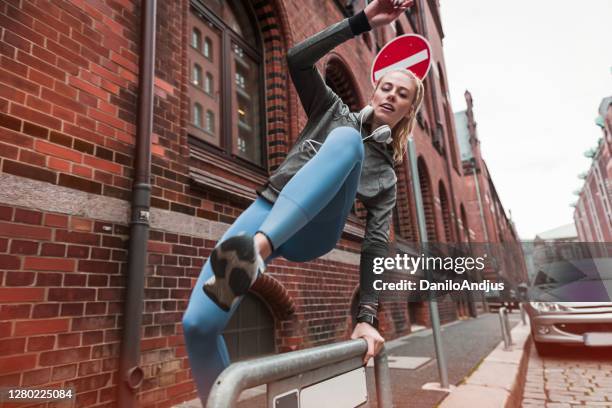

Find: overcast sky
438;0;611;239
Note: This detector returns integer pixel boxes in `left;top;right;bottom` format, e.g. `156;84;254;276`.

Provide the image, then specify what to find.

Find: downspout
118;1;156;407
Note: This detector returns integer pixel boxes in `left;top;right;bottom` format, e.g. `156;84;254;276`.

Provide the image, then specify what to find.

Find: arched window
417;157;437;242
193;103;202;128
394;169;418;242
204;37;212;60
460;204;470;243
324;58;362;112
192;64;202;87
191;28;201;49
439;181;453;242
395;20;405;36
223;293;275;361
205;72;213;94
189;1;264;166
206;110;214;133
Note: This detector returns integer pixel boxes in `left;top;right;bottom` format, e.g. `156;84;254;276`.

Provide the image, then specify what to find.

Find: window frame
193;102;203;128
204;36;213;60
189;1;267;173
204;72;213;95
191;27;202;50
192;63;203;87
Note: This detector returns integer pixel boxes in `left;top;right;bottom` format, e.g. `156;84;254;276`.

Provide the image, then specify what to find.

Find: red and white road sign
370;34;432;84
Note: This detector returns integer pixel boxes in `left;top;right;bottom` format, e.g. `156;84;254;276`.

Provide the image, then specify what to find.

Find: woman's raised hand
364;0;414;29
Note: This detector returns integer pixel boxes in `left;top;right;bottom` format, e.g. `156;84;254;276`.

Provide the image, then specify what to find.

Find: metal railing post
503;308;514;345
374;345;393;408
498;307;511;350
407;137;449;389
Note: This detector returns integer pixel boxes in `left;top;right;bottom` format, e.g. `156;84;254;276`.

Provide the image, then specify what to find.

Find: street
523;342;612;407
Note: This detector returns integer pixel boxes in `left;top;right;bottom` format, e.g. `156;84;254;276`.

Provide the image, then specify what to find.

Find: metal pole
498;307;511;350
520;302;527;325
407;138;449;389
504;308;514;345
374;345;393;408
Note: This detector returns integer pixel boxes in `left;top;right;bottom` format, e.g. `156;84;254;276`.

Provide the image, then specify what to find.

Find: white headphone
359;105;393;144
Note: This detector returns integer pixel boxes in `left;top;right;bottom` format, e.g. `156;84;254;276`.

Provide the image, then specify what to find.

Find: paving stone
548;394;577;403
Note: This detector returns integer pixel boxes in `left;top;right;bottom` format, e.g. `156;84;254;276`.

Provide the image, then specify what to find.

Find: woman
183;0;424;401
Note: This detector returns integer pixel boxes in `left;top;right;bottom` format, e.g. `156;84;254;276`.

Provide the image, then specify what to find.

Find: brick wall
0;0;491;406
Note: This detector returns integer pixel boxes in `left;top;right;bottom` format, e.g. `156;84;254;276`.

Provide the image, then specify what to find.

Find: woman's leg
275;160;362;262
206;127;365;310
259;126;364;250
182;197;274;404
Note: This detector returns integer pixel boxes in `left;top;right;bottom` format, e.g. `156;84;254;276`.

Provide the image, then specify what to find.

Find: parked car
526;302;612;356
526;257;612;356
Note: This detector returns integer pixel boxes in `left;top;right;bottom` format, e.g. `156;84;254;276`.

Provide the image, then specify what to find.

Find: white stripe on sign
373;49;429;81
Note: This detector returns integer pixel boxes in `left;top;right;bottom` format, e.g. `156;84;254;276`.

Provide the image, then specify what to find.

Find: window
417;157;438;242
395;20;405;36
223;293;275;361
206;110;214;133
205;72;213;94
325;58;361;112
188;1;264;166
204;37;212;60
193;103;202;128
192;28;201;49
439;181;453;242
192;64;202;87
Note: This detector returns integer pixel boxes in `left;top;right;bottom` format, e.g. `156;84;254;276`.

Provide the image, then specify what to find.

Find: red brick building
573;96;612;242
455;91;528;289
0;0;522;406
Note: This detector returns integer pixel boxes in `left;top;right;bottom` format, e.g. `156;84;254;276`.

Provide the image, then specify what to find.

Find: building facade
455;91;528;289
0;0;522;406
574;96;612;242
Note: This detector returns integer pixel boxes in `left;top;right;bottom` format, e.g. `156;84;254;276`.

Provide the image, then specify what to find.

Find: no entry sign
370;34;432;84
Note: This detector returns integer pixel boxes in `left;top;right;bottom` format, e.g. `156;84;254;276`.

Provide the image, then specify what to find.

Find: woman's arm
352;183;396;364
359;183;396;315
287;0;412;118
286;13;370;118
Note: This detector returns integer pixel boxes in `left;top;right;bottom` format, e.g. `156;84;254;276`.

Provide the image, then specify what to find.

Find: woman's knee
182;303;224;340
325;127;364;160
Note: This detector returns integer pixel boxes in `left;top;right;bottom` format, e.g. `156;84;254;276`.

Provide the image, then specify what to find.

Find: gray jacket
258;18;396;257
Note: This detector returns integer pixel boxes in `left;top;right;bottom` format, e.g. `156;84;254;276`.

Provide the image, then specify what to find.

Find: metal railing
498;307;513;350
206;339;392;408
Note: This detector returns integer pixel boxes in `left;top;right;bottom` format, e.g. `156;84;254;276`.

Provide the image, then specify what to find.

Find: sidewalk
438;315;531;408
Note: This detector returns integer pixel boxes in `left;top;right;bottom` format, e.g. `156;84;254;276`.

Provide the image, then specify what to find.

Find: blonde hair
374;69;425;164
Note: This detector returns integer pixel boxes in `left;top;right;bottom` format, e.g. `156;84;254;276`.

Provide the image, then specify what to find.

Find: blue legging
182;127;364;402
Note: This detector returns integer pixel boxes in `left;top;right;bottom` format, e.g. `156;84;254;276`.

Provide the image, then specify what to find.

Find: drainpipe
118;1;156;407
